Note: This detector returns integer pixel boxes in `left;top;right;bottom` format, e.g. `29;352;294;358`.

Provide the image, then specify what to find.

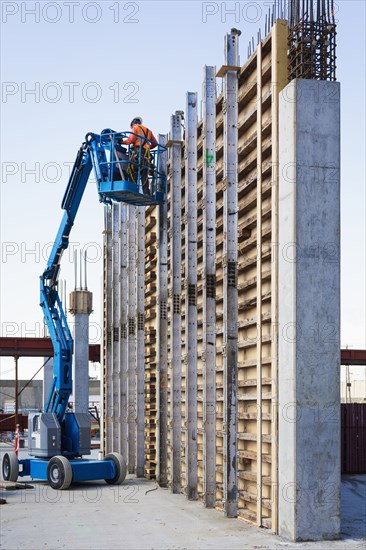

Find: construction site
1;1;365;549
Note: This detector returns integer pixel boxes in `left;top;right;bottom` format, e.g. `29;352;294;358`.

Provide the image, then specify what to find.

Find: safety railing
89;129;166;205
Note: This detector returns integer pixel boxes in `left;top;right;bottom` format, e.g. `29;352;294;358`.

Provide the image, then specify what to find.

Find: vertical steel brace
170;113;183;493
127;205;137;473
136;206;145;476
157;134;168;487
112;203;120;453
202;65;217;509
223;30;239;518
185;92;198;500
103;206;113;454
119;203;128;460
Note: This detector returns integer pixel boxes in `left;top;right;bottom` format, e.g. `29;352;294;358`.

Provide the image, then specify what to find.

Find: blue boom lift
2;129;166;489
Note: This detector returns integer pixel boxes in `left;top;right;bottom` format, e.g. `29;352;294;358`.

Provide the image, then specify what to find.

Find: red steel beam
0;337;100;362
341;349;366;366
0;338;364;366
0;413;28;432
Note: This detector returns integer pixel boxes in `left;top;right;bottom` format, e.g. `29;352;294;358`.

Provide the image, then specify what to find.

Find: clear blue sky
1;0;365;380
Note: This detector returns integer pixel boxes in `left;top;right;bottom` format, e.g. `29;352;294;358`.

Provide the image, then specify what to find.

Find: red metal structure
0;337;100;429
341;404;366;474
340;349;366;366
0;414;28;432
1;338;364;366
1;339;365;466
340;350;366;474
0;337;100;362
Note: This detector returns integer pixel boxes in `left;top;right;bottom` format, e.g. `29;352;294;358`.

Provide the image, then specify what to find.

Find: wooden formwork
103;21;288;532
165;22;287;529
144;205;158;479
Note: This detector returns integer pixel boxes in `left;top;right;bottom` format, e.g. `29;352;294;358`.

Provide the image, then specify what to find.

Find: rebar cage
288;0;337;82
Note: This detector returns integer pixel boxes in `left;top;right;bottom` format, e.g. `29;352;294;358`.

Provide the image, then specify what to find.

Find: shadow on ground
341;474;366;540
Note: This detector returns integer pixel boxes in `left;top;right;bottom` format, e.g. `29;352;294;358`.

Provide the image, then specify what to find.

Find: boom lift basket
88;129;166;206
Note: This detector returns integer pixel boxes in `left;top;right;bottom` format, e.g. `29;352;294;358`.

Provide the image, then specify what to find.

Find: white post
170;112;183;493
103;205;113;454
112;203;120;452
202;65;217;509
157;133;168;487
185;91;198;500
136;206;145;477
119;204;128;460
222;29;240;518
127;205;137;473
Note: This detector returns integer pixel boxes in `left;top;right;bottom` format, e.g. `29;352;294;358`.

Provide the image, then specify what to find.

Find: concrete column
278;79;341;541
70;290;93;414
43;356;53;409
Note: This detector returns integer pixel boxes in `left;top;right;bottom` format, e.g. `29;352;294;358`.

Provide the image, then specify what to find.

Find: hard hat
130;116;143;127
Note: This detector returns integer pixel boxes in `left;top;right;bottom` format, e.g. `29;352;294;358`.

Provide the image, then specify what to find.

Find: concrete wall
0;380;42;412
278;79;341;541
1;379;101;412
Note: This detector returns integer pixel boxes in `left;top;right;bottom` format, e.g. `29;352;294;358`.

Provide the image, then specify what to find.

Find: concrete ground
0;446;365;550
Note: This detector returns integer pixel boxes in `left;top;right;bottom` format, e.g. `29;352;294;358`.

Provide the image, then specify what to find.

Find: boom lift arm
2;129;166;489
41;130;165;428
41;143;92;422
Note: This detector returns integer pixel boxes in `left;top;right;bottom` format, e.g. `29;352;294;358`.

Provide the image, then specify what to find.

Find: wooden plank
256;40;263;527
216;65;241;77
270;20;289;534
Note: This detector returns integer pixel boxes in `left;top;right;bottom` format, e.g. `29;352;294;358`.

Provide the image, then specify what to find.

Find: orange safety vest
125;124;157;149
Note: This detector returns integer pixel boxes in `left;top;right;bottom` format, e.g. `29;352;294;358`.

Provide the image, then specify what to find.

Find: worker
123;117;158;195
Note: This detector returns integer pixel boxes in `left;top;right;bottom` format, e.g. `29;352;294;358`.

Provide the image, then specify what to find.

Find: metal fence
341;403;366;474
